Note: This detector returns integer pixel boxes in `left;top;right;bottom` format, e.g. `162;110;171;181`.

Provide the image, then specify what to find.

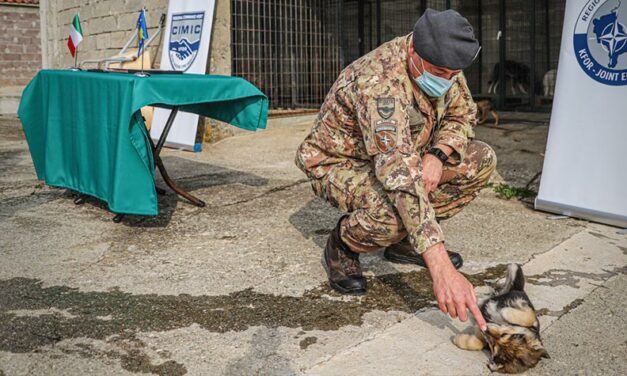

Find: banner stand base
150;139;194;151
535;198;627;228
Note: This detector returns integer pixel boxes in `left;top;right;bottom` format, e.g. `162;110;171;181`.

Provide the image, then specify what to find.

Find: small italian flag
67;14;83;58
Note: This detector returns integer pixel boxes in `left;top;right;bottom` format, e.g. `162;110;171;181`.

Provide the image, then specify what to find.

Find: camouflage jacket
295;35;477;251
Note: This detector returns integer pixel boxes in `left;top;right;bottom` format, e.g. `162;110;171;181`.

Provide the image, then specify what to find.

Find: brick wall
0;4;41;88
41;0;231;74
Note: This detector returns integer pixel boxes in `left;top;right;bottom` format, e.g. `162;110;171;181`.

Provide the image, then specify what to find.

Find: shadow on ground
0;156;269;228
121;155;269;228
288;197;341;249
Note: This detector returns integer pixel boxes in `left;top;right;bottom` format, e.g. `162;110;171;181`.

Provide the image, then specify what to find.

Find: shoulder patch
377;97;395;119
374;119;398;154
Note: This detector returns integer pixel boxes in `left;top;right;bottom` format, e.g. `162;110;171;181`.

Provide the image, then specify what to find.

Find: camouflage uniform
295;35;497;254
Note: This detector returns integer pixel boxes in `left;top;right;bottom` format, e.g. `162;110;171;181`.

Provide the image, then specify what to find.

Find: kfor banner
536;0;627;227
150;0;216;150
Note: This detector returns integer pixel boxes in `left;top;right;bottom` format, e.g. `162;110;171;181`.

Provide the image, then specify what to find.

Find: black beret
412;8;480;70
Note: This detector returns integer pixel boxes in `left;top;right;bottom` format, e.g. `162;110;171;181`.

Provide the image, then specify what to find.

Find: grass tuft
492;183;537;200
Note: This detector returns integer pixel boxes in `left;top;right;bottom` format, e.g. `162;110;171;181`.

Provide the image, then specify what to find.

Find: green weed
492;183;537;200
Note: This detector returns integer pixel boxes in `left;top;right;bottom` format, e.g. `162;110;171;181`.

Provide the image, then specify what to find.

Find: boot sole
320;254;367;295
329;280;367;295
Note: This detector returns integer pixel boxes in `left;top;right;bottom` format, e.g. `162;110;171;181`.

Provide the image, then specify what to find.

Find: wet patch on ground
526;269;618;288
537;298;585;317
57;338;187;376
0;265;507;355
299;337;317;350
120;349;187;376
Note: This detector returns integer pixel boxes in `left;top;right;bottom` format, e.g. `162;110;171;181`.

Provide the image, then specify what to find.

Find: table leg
154;156;206;207
74;193;87;205
149;106;206;208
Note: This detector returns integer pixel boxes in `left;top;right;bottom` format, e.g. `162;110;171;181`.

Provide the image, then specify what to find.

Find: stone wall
40;0;231;75
0;4;41;88
40;0;232;143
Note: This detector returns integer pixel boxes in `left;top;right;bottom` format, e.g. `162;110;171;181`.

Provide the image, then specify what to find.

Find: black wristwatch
427;147;449;164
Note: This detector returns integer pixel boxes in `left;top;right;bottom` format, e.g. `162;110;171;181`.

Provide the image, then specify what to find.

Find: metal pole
369;0;373;51
358;0;365;57
338;0;345;68
544;0;551;72
74;11;79;68
376;0;381;46
529;0;536;110
155;107;179;154
291;52;297;107
446;0;451;9
498;0;506;109
230;1;235;76
477;0;483;94
140;8;145;73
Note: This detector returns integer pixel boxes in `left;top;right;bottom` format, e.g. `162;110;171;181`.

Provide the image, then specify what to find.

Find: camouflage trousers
310;141;497;253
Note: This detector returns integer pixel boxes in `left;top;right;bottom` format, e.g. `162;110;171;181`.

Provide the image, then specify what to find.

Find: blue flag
137;8;149;57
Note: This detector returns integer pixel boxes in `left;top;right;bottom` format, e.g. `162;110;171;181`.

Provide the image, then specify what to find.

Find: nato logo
169;12;205;71
574;0;627;85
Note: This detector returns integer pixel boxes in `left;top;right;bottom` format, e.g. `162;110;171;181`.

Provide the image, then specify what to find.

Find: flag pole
69;12;81;71
139;8;143;74
141;7;144;73
141;40;145;72
75;11;79;69
135;7;149;77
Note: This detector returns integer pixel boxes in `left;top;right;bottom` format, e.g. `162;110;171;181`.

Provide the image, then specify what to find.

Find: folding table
18;70;268;221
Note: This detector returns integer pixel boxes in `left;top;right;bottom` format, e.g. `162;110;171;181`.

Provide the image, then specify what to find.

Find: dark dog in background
454;264;549;373
488;60;531;95
475;99;500;127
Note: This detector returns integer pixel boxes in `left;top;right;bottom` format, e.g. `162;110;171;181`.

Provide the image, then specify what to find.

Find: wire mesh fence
231;0;566;111
231;0;342;109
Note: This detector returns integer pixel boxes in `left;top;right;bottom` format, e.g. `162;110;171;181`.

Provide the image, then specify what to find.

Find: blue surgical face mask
412;58;456;98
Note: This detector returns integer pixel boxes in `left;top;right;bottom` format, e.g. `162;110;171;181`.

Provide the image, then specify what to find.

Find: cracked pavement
0;113;625;375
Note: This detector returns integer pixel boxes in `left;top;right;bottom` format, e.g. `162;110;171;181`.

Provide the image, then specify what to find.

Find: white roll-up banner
150;0;216;151
535;0;627;227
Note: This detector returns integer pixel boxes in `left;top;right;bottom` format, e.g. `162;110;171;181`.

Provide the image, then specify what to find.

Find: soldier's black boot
384;237;463;269
322;216;367;295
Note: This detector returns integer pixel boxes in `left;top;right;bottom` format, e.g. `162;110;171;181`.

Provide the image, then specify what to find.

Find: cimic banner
150;0;216;150
535;0;627;227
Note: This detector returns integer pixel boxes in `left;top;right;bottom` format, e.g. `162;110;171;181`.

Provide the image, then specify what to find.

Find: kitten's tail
498;263;525;294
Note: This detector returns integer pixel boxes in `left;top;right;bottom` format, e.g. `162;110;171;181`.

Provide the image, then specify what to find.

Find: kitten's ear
511;263;525;291
534;344;551;359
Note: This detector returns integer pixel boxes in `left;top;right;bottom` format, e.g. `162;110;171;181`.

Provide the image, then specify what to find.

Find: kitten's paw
453;333;485;351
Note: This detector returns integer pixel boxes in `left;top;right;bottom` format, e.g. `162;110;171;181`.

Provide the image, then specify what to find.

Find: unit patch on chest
377;97;395;119
374;119;398;154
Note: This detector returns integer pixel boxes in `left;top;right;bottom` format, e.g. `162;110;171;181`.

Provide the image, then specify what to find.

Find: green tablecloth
18;70;268;215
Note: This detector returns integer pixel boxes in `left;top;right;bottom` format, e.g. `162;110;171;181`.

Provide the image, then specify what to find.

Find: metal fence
231;0;342;109
231;0;566;111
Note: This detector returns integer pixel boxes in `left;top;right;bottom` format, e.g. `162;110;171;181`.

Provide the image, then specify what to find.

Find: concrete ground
0;112;625;375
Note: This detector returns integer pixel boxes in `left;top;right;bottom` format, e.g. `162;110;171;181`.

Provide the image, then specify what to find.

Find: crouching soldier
295;9;496;329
